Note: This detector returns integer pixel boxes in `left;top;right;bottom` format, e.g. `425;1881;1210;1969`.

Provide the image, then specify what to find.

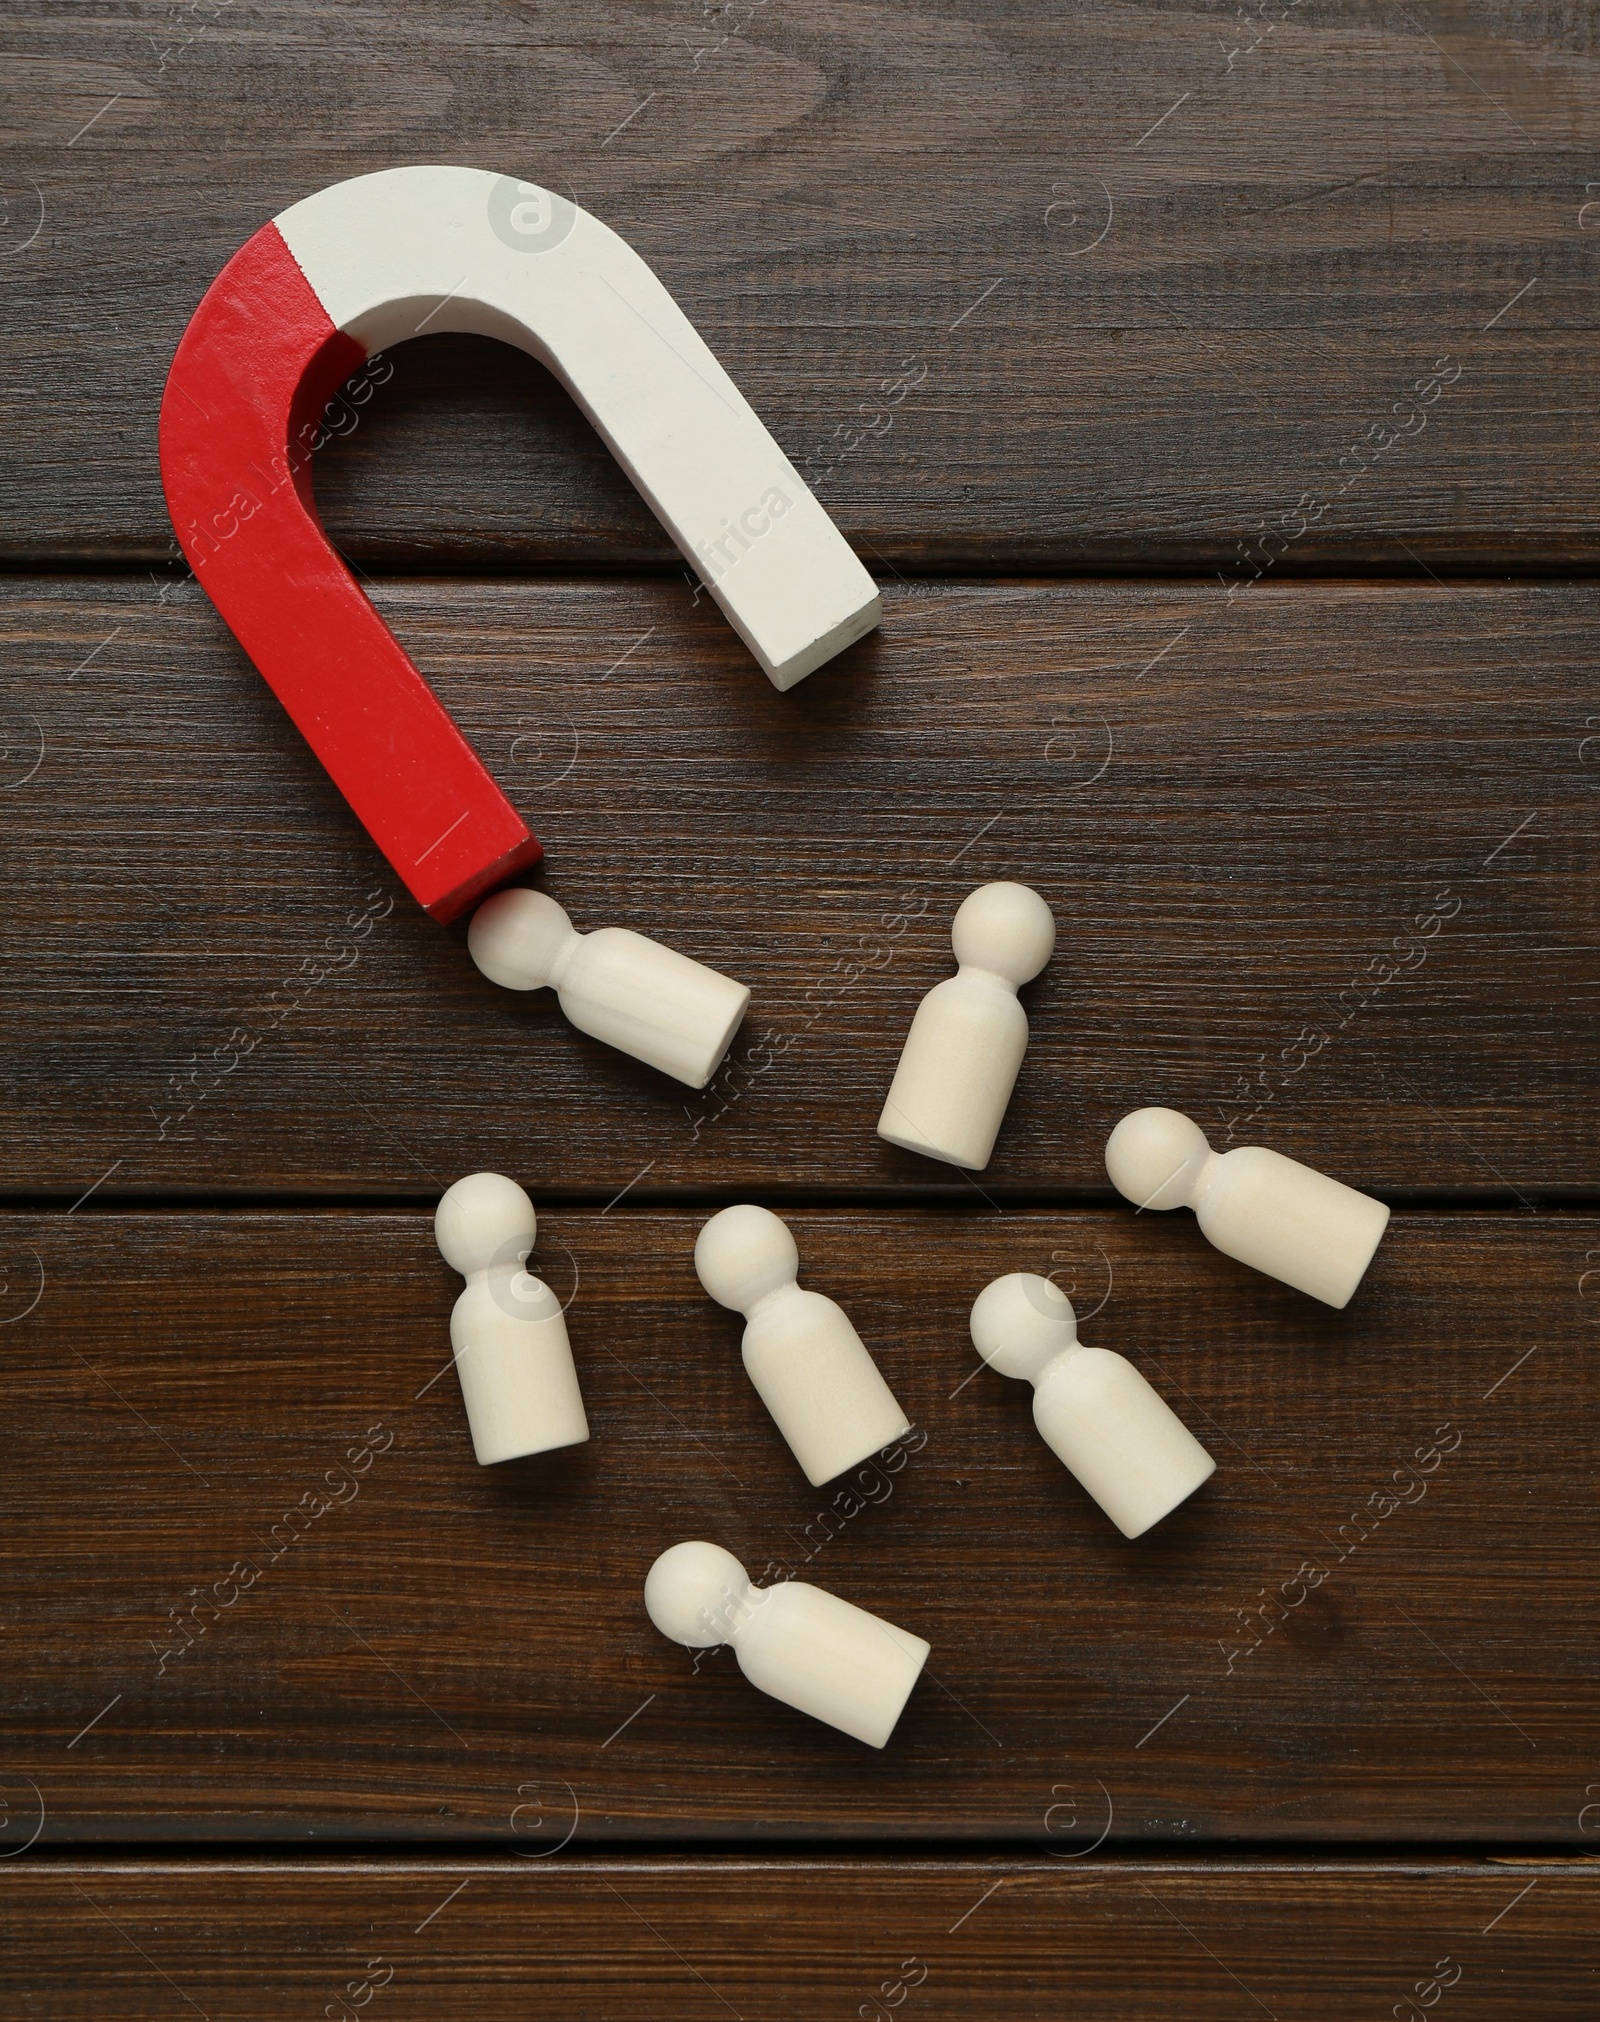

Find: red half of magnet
158;222;540;921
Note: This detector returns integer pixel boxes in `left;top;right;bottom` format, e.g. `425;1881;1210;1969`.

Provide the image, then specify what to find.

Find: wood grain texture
3;3;1598;567
1;577;1594;1198
1;1209;1593;1845
2;1860;1593;2020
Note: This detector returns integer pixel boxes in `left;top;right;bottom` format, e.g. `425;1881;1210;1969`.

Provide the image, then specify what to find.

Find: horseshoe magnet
160;165;882;921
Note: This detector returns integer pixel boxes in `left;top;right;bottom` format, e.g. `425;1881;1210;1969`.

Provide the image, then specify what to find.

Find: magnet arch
160;166;881;920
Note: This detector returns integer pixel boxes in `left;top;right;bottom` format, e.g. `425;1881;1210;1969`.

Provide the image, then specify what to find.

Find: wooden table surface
3;3;1597;2013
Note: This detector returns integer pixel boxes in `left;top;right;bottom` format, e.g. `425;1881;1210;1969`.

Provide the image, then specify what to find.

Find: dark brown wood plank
2;1209;1594;1844
3;4;1598;567
1;577;1594;1197
1;1860;1592;2018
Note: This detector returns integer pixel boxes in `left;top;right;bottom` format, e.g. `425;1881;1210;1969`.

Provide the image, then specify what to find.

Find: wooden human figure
468;886;749;1090
694;1205;910;1486
969;1273;1214;1537
644;1539;928;1747
434;1172;588;1464
1105;1106;1390;1308
877;882;1055;1170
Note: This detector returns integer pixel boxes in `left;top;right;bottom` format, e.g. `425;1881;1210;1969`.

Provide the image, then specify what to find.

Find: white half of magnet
274;166;880;690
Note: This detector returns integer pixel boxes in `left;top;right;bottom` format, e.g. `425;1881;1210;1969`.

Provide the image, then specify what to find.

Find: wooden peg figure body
468;886;749;1089
1105;1107;1390;1308
878;882;1055;1170
435;1172;589;1465
970;1273;1215;1537
645;1540;928;1747
695;1205;911;1486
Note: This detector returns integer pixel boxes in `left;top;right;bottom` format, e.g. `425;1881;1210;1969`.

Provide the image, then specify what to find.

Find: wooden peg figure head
644;1539;756;1647
467;887;578;991
1103;1106;1213;1211
434;1170;539;1276
694;1204;800;1314
950;880;1056;985
969;1270;1080;1383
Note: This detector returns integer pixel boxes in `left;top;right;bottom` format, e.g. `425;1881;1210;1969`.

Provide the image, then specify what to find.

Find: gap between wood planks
9;559;1600;584
9;1843;1596;1866
1;1191;1597;1216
